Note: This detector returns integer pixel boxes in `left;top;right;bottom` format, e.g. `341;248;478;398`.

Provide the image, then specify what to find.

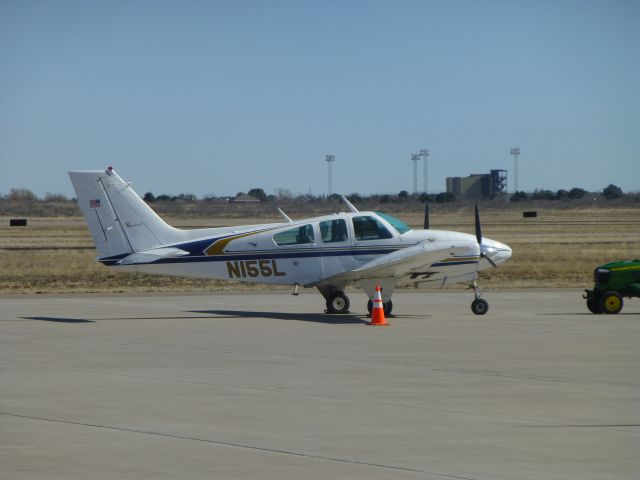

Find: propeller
423;204;430;229
474;204;497;268
474;204;482;244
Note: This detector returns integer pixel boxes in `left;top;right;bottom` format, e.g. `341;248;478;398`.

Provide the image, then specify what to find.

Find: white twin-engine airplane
69;167;512;315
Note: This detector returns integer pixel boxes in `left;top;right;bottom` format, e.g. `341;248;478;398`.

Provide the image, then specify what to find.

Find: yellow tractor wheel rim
605;296;621;311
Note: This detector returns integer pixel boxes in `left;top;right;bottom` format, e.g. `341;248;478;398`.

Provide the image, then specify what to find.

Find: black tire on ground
326;291;350;314
471;298;489;315
586;296;603;314
383;300;393;316
600;291;623;314
367;299;393;316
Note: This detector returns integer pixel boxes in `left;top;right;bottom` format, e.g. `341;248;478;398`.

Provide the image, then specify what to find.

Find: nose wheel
470;281;489;315
471;297;489;315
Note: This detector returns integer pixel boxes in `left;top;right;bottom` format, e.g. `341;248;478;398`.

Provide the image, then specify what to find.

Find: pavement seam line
0;411;480;480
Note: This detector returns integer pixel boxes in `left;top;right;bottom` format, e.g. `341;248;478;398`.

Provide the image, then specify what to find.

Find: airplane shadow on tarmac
190;310;368;325
21;313;367;325
21;315;218;323
22;316;95;323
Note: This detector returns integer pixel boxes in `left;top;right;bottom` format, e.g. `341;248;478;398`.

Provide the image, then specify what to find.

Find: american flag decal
90;199;101;208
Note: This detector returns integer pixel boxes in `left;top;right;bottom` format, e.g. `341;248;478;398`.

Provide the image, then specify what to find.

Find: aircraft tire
384;300;393;316
471;298;489;315
600;291;623;314
367;299;393;316
326;291;350;314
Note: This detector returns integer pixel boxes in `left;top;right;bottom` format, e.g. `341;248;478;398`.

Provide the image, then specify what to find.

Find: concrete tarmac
1;290;639;479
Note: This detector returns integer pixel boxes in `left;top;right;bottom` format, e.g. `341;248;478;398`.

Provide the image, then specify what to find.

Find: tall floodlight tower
419;148;430;193
510;147;520;193
411;153;420;194
325;154;335;195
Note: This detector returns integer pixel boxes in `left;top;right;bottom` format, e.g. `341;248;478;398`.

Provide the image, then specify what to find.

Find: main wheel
586;296;603;314
600;291;623;314
367;299;393;316
383;300;393;316
326;291;350;314
471;298;489;315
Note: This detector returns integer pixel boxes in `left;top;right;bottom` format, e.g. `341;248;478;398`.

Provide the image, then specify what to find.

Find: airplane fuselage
112;211;510;289
69;168;511;315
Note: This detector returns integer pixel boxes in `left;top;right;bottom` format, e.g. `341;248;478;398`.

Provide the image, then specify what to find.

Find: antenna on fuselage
340;195;359;213
276;207;293;223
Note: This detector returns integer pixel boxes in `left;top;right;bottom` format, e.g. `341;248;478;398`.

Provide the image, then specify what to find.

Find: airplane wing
311;240;477;286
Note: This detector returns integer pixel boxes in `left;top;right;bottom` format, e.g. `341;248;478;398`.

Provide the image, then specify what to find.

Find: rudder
69;167;184;258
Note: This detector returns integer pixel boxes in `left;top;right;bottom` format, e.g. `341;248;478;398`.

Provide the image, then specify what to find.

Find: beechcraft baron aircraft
69;167;511;315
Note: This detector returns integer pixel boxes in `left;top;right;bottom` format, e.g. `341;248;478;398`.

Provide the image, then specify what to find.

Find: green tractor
584;260;640;314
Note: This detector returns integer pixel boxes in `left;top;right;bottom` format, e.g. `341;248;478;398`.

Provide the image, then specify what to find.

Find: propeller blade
474;204;482;245
423;204;430;229
484;253;498;268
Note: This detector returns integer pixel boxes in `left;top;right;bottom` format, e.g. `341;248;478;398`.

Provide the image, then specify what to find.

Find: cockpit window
352;216;393;241
273;224;315;246
375;212;411;234
319;219;349;243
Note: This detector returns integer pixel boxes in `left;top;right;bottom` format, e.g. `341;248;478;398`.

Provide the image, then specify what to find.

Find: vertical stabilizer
69;167;184;258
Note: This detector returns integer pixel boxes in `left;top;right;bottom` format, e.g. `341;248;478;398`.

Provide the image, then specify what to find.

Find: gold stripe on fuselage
205;231;260;256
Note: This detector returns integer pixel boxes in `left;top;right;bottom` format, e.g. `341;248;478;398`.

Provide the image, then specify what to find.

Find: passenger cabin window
352;216;393;241
273;224;315;246
319;219;348;243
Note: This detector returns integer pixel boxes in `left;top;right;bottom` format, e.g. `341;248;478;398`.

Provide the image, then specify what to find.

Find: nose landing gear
470;280;489;315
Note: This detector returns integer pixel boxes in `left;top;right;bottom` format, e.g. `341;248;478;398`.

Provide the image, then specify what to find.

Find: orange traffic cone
367;285;389;326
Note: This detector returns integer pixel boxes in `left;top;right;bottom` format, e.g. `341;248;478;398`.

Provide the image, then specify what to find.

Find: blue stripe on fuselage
150;247;401;264
431;260;479;267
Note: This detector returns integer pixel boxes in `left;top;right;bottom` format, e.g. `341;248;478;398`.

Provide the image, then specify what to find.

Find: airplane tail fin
68;167;184;259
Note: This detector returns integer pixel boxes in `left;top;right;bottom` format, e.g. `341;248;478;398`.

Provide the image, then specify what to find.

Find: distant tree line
510;184;625;202
0;183;636;218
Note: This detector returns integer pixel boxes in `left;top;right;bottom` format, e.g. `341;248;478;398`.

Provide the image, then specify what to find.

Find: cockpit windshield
375;212;411;234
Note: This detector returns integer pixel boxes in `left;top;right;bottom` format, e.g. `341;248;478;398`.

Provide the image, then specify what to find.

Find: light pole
411;154;420;194
420;148;430;194
325;154;335;195
510;147;520;193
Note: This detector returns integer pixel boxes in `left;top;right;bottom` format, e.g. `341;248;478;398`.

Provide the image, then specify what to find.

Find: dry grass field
1;206;638;294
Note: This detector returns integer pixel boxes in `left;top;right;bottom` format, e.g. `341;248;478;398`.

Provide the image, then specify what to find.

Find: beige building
446;170;507;198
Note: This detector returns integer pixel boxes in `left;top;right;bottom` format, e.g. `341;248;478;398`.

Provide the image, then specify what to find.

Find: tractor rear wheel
600;291;623;314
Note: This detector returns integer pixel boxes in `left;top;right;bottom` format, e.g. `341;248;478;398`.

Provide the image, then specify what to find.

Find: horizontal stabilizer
117;247;190;265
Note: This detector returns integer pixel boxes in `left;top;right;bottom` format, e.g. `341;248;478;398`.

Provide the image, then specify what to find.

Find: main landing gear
470;280;489;315
320;287;395;315
367;299;393;316
325;290;351;314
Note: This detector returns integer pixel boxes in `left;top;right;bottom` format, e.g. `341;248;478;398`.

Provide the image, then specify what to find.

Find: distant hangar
446;170;507;198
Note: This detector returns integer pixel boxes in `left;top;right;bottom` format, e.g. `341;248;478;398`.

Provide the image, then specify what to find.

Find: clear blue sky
1;0;639;197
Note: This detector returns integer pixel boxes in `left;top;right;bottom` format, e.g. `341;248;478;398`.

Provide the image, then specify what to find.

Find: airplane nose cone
495;242;512;263
481;240;512;265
